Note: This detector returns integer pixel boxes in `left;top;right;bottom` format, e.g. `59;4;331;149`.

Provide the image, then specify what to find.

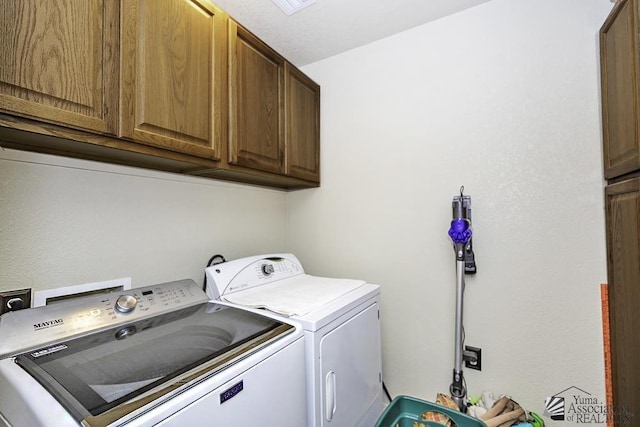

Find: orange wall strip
601;283;613;427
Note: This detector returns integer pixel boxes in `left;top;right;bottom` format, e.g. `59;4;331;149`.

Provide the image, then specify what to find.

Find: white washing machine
0;279;307;427
205;253;384;427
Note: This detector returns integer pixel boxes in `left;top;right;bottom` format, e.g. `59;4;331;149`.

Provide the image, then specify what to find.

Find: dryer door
319;302;382;426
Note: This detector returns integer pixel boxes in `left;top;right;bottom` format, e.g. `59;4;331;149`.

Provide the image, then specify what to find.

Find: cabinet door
120;0;226;160
601;0;640;179
228;21;285;174
285;63;320;182
605;178;640;419
0;0;118;134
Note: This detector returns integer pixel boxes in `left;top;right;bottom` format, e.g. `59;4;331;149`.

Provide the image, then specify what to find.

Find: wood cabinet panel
0;1;320;189
605;178;640;418
120;0;226;160
229;21;284;174
285;63;320;182
601;0;640;179
0;0;118;134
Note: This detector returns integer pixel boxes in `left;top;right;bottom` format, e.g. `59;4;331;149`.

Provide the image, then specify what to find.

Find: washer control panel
0;279;208;358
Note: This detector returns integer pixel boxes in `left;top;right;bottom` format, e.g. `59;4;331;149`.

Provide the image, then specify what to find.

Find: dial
261;263;275;276
115;295;138;313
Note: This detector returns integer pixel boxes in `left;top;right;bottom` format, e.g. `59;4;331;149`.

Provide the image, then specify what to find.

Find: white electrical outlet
0;288;32;315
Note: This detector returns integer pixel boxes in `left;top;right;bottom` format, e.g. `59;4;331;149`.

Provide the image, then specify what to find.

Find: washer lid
14;302;295;427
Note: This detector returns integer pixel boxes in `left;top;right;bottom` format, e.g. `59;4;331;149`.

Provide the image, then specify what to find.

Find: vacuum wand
447;186;474;412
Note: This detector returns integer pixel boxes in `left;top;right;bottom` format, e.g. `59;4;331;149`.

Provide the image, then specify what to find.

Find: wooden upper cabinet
0;0;118;134
120;0;226;160
601;0;640;179
0;1;320;188
605;178;640;419
285;63;320;182
228;20;285;175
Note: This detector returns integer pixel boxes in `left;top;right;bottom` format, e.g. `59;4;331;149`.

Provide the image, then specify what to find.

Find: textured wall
289;0;612;421
0;149;287;293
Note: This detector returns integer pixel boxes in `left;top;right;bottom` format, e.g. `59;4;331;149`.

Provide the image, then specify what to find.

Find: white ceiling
212;0;493;66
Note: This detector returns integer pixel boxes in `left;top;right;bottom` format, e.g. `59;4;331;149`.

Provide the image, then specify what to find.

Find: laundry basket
376;395;488;427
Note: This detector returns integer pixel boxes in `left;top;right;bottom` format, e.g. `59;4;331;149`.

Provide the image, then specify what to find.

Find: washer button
115;325;136;340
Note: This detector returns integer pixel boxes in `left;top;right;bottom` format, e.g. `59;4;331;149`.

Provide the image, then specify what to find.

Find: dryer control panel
205;253;305;299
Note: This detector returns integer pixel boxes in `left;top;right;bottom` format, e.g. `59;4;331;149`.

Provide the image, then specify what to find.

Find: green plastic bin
376;395;488;427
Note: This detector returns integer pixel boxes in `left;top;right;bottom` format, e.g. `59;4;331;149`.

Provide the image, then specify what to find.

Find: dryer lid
221;274;366;317
205;254;366;317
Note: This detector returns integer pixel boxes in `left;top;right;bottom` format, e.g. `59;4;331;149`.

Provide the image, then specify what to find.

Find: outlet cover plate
464;345;482;371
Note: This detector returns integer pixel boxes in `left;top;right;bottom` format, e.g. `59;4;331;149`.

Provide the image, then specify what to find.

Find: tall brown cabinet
600;0;640;421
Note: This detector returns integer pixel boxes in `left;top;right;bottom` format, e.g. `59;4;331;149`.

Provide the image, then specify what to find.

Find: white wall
290;0;613;420
0;148;288;293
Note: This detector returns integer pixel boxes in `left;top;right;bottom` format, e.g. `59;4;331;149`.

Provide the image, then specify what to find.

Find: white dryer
205;253;384;427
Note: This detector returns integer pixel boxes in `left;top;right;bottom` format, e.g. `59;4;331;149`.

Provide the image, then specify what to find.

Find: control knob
115;295;138;313
261;263;275;276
